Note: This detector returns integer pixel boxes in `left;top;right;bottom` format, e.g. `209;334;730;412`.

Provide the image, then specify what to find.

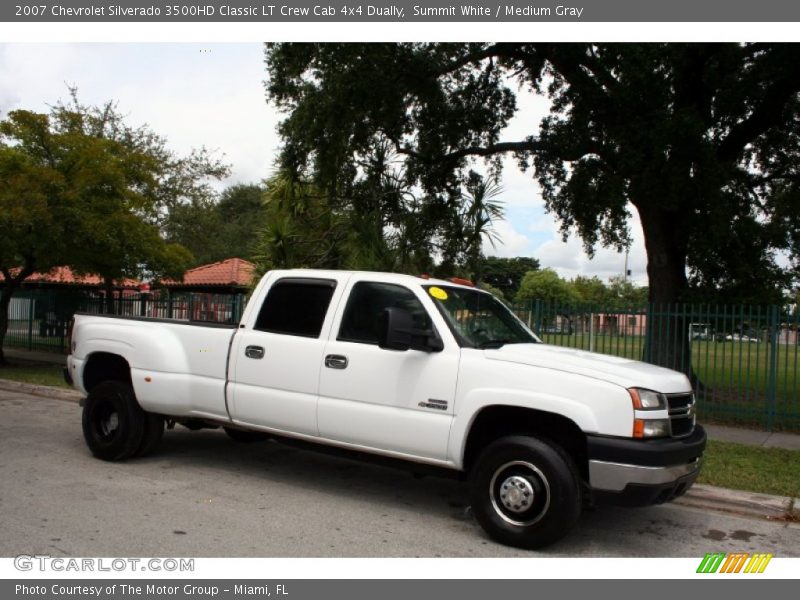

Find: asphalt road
1;388;798;558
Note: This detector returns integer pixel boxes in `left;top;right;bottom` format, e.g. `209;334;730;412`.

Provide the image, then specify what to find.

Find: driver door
317;279;459;462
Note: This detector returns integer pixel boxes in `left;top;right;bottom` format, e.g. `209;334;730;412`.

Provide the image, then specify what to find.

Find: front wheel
469;435;582;549
82;381;146;461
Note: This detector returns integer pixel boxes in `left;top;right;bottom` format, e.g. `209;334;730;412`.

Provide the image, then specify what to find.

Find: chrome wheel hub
489;460;551;527
499;475;534;512
101;412;119;437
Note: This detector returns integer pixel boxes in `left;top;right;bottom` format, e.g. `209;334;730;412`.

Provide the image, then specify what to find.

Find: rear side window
254;278;336;338
338;281;432;345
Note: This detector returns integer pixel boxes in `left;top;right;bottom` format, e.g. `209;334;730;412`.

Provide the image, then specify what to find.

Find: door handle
245;345;265;359
324;354;348;369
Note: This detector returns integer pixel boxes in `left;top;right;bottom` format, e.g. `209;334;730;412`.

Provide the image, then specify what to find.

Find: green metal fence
3;288;798;431
3;288;246;354
510;300;799;432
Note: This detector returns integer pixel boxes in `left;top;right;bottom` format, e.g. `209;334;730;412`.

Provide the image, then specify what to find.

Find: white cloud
532;207;649;285
0;43;279;188
483;219;534;257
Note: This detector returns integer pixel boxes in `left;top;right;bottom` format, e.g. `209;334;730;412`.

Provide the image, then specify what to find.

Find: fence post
527;299;534;330
766;305;780;431
26;290;34;351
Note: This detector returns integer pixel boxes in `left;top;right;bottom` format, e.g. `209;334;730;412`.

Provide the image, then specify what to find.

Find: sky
0;42;648;284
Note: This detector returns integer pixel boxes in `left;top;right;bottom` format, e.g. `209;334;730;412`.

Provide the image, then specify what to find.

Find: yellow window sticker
429;286;448;301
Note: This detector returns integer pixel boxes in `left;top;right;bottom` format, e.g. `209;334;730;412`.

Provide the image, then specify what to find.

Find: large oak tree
264;42;800;373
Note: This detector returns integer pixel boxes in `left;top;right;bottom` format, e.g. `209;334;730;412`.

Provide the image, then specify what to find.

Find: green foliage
607;276;649;308
0;141;67;282
478;256;540;298
1;93;227;286
515;268;579;304
569;276;611;306
165;183;267;265
513;273;648;308
264;43;800;307
252;151;503;278
477;281;506;302
264;46;508;277
0;92;227;361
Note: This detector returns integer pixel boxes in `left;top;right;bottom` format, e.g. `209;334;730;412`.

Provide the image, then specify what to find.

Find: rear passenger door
317;278;460;462
228;277;341;436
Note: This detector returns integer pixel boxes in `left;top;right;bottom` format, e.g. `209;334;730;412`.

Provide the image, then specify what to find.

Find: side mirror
379;307;444;353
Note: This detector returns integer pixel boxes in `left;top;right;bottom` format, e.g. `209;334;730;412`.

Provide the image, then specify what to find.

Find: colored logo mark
697;552;773;573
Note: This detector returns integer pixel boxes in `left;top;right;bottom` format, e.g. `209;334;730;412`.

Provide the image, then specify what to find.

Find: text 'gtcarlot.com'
14;555;195;572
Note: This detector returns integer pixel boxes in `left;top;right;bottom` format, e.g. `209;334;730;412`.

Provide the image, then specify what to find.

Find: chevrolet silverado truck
66;270;705;548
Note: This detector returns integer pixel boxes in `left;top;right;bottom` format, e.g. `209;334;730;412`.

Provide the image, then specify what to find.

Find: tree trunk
0;288;13;366
636;204;697;377
0;267;33;366
104;279;116;315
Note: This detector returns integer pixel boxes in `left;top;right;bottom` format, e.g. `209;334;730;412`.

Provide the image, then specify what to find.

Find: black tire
82;381;146;461
135;412;165;457
224;427;270;443
469;435;582;549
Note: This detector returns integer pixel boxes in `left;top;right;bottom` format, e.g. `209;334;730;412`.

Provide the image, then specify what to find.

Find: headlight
628;388;666;410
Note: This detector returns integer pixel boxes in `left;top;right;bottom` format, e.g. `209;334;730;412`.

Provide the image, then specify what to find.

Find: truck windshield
424;285;539;348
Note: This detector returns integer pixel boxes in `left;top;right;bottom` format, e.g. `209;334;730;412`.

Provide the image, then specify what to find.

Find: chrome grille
666;393;695;438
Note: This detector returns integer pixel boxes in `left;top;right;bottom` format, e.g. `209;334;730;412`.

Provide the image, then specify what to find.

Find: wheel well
82;352;132;393
463;406;588;481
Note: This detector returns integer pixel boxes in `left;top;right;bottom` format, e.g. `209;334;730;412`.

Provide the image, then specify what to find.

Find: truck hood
485;343;691;393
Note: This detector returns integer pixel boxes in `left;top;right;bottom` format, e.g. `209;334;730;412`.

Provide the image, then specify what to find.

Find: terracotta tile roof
162;258;255;288
0;266;139;288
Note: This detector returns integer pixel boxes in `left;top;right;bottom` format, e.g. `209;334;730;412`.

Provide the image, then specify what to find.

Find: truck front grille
666;393;695;438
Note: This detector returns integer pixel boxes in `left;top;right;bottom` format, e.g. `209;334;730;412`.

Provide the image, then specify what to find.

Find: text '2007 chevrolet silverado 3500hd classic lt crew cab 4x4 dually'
66;269;706;548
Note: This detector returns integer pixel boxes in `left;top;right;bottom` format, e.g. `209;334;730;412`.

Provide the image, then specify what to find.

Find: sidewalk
704;424;800;451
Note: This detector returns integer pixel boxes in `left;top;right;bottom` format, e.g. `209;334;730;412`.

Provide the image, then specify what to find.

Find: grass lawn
698;439;800;498
0;362;70;388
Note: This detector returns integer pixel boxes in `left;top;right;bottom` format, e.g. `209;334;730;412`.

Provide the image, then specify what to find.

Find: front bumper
587;426;706;506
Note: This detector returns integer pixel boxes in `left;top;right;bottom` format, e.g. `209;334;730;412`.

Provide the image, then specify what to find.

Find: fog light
634;418;670;438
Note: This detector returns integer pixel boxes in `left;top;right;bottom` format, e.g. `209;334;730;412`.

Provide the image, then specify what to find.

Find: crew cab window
254;278;336;338
338;282;432;345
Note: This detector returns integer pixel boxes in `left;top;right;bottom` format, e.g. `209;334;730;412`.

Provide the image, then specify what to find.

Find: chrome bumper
589;457;703;492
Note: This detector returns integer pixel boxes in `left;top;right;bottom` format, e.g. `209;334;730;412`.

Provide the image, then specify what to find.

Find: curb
1;377;798;523
0;378;83;403
676;484;799;522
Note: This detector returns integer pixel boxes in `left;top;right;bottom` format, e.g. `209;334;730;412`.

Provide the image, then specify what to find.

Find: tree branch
393;139;543;164
717;75;800;162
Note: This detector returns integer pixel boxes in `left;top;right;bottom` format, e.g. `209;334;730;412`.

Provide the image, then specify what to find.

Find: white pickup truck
66;269;705;548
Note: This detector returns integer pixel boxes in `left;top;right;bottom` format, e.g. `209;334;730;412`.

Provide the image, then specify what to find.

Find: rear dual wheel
469;436;582;549
82;381;163;461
